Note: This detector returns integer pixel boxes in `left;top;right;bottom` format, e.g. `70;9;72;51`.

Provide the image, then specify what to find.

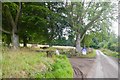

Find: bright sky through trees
112;21;118;36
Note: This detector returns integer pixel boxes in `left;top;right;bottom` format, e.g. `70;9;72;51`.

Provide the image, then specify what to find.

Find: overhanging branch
80;8;106;42
0;27;11;34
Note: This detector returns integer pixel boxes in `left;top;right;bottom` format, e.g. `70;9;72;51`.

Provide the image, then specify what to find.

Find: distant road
87;50;118;78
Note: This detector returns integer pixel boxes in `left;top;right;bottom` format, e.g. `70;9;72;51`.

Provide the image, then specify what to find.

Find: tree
2;2;117;52
65;2;116;53
2;2;68;48
107;32;118;52
2;2;22;49
18;2;51;46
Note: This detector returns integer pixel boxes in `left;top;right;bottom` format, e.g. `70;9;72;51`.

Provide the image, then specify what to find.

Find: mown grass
2;48;73;78
100;48;118;58
78;49;96;58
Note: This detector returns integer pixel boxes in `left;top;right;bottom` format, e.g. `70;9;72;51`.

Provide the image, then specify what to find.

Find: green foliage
97;32;118;52
49;55;73;78
2;2;68;46
33;55;73;78
2;2;117;53
64;2;117;51
2;48;73;78
51;36;75;46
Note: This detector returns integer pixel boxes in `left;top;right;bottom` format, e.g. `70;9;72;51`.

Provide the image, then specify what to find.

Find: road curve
87;50;118;78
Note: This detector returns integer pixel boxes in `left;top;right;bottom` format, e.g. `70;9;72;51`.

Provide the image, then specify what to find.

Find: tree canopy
2;2;118;52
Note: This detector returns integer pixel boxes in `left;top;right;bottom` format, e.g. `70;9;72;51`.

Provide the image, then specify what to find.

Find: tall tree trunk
11;27;19;49
75;33;81;53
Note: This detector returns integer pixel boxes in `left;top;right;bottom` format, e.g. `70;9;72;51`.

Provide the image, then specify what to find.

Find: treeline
2;2;118;52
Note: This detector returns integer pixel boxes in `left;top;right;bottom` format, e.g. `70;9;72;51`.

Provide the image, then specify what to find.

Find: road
69;57;95;78
87;50;119;78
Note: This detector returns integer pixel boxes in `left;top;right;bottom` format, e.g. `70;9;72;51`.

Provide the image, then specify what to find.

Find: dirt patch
69;58;95;78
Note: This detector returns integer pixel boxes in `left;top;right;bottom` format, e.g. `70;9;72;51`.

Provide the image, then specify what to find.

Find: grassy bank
2;48;73;78
100;48;118;58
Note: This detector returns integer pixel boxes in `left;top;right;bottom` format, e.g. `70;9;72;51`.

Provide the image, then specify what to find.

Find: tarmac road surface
87;50;118;78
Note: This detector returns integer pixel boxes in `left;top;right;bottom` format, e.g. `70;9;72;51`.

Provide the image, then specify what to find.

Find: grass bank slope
2;48;73;78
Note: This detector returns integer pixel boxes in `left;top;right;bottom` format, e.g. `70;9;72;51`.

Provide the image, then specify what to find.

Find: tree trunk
23;41;27;47
11;28;19;49
23;35;27;47
75;33;81;53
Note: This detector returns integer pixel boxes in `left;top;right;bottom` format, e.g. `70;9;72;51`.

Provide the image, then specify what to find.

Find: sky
111;1;118;36
112;21;118;36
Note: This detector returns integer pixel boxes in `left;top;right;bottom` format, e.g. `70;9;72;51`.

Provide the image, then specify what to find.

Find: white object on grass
82;48;86;55
56;49;60;55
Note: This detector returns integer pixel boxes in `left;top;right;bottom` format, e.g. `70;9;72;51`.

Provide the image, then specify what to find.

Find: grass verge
78;49;96;58
2;48;73;78
100;48;118;58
